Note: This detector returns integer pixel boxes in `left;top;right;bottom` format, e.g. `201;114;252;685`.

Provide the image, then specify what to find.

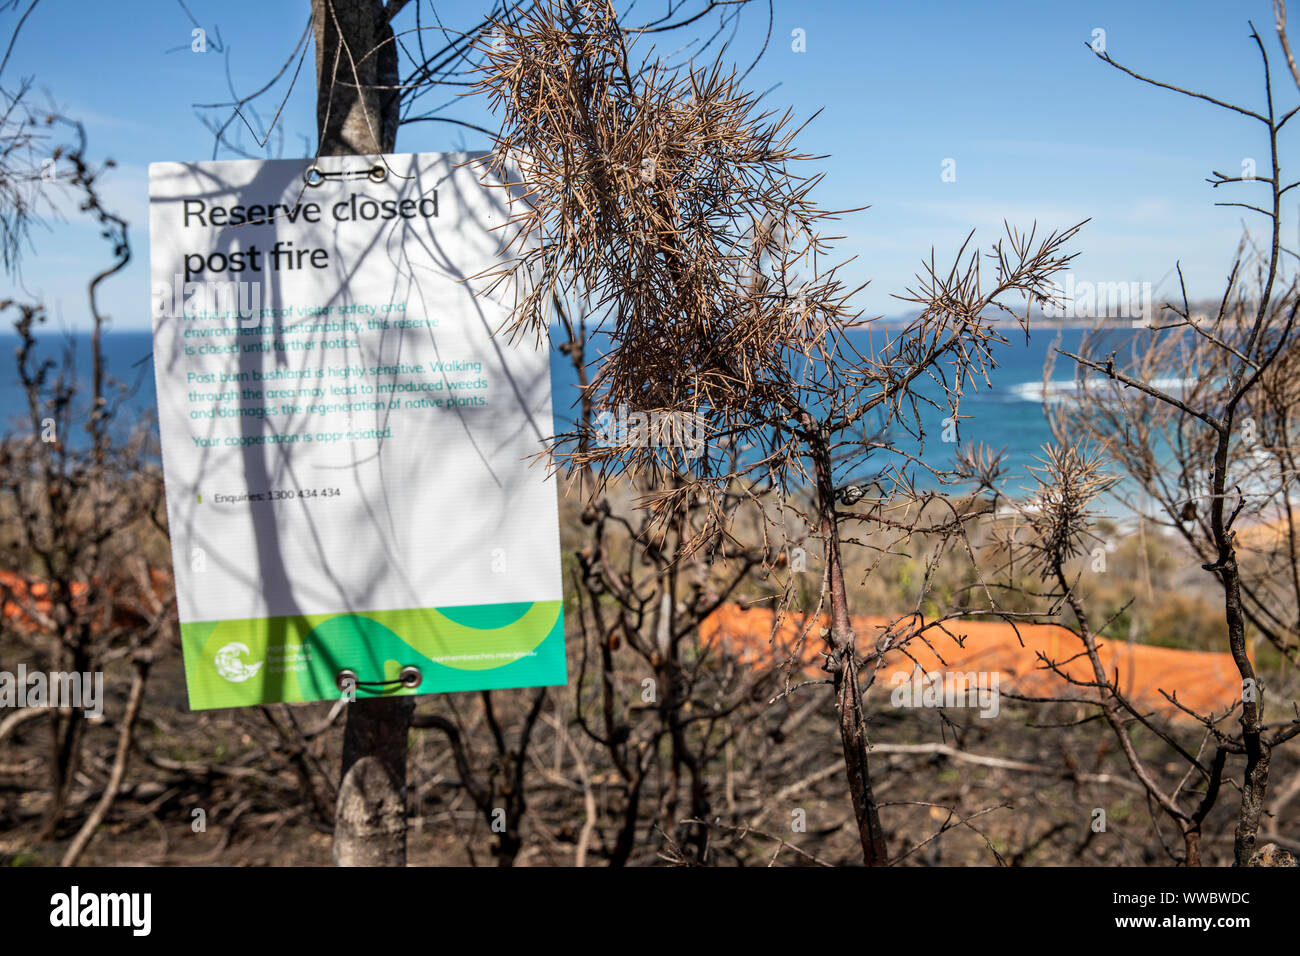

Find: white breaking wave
1009;376;1194;403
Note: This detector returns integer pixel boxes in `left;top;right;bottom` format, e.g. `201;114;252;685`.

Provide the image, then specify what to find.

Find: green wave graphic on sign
179;601;565;710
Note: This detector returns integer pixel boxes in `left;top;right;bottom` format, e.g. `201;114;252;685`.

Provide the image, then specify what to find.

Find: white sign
148;152;563;709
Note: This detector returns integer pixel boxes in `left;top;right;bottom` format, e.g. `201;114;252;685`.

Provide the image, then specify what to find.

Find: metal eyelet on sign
303;165;325;187
335;666;422;692
368;164;388;184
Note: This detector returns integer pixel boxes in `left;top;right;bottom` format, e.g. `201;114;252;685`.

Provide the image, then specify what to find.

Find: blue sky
1;0;1295;330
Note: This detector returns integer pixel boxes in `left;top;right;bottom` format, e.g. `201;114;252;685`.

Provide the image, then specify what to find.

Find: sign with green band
149;153;564;709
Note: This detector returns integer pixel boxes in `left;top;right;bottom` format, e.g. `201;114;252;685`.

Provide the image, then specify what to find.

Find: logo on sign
213;642;263;683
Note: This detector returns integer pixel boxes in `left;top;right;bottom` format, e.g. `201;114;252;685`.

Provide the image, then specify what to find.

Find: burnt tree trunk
311;0;412;867
808;419;888;866
1210;440;1272;867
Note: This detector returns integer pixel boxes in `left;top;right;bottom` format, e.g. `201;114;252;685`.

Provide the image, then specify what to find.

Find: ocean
0;323;1157;498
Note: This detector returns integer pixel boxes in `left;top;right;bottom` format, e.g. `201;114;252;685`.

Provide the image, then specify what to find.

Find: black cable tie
335;665;422;692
